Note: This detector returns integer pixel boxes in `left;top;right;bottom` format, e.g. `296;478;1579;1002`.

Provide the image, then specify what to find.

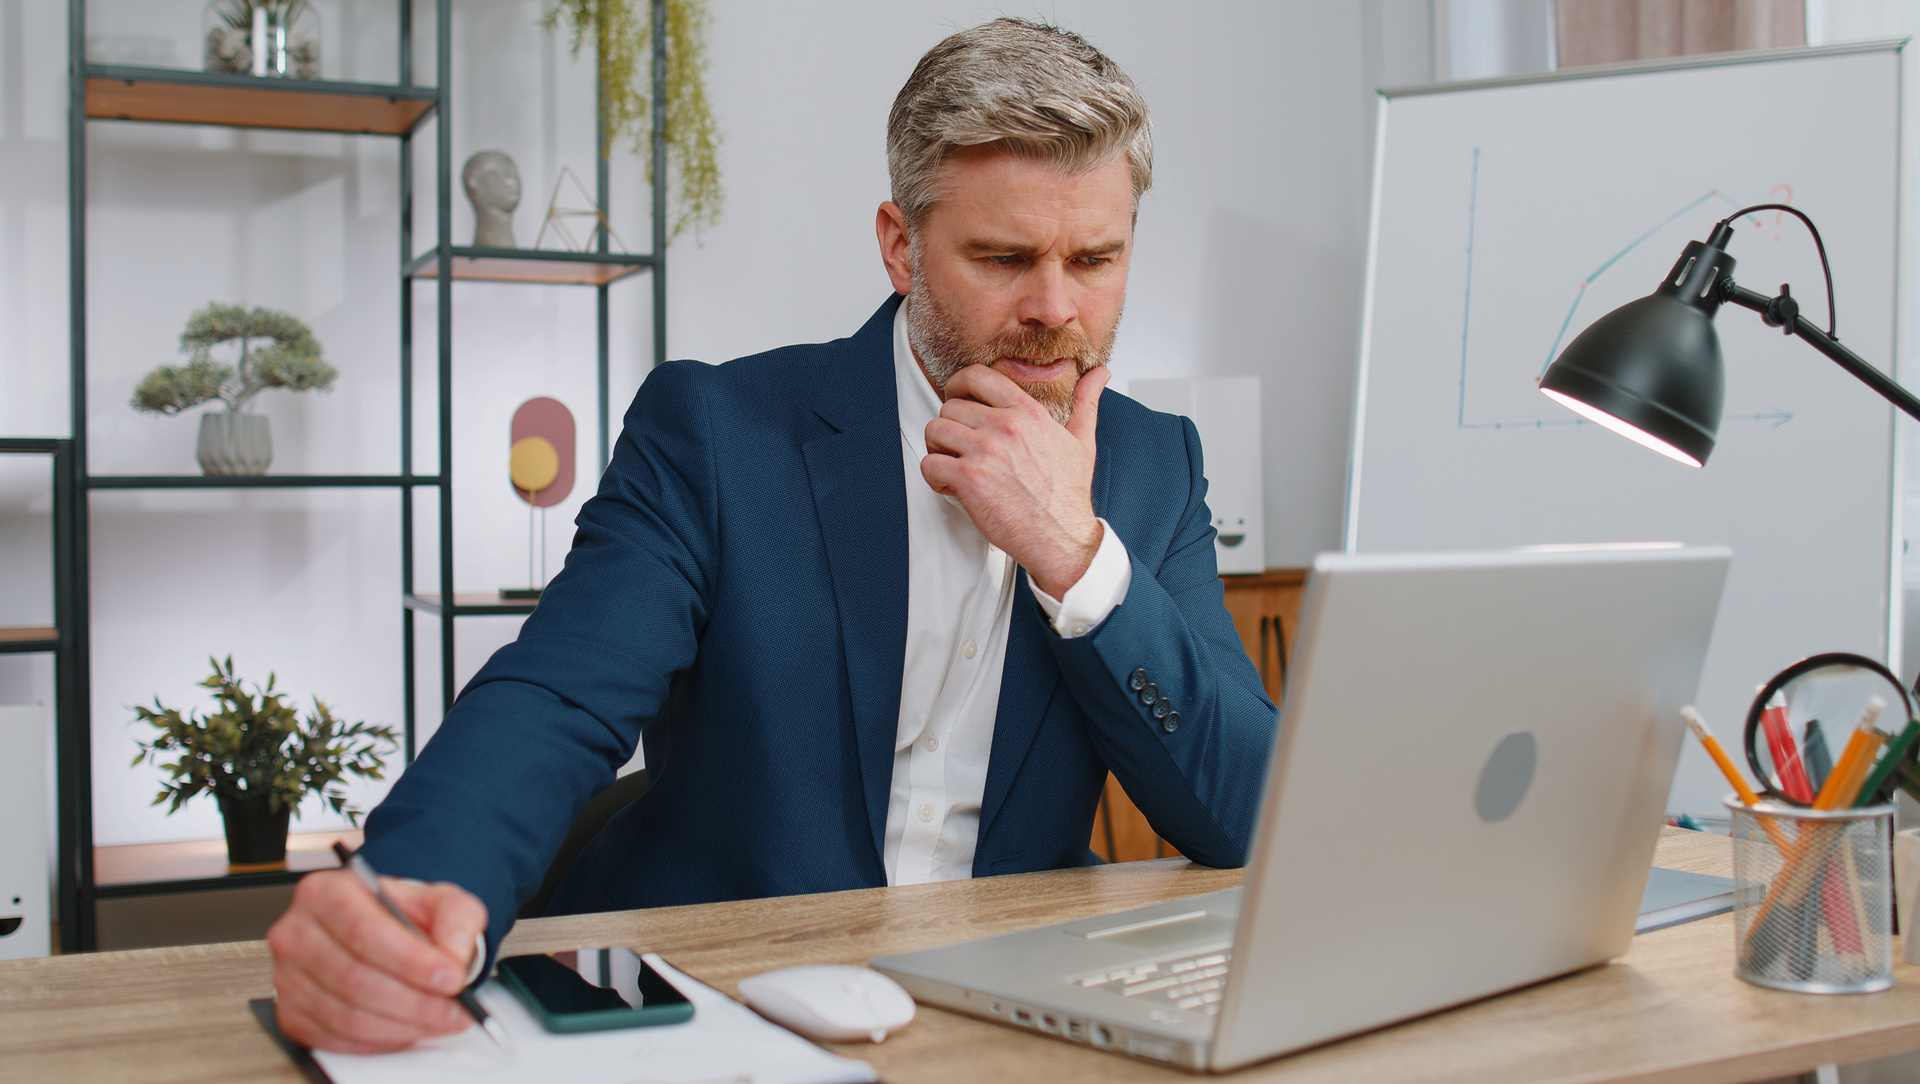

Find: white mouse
736;964;916;1043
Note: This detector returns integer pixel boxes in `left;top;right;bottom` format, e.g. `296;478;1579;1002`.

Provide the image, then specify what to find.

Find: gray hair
886;18;1153;228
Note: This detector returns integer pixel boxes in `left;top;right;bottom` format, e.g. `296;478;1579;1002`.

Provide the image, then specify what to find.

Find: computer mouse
736;964;916;1043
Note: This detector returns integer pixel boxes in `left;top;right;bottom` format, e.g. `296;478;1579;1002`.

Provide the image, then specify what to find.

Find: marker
1802;719;1833;793
332;842;509;1050
1760;692;1814;802
1854;713;1920;808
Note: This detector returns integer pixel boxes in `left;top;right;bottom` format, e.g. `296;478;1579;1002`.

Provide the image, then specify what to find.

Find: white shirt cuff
1029;518;1131;638
467;931;489;984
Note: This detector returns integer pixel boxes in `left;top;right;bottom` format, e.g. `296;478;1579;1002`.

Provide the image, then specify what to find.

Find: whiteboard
1346;43;1906;817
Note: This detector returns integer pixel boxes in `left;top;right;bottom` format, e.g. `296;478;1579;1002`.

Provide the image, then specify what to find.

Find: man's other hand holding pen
266;859;490;1054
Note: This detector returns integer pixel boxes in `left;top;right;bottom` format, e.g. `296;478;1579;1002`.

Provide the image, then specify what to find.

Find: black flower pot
217;795;291;868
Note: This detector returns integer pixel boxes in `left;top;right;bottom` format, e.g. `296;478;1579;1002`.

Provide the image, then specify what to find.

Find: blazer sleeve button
1139;683;1158;706
1161;712;1181;733
1152;698;1172;720
1129;669;1149;691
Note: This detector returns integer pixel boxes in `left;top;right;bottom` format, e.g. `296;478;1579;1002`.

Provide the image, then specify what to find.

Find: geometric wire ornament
533;166;629;254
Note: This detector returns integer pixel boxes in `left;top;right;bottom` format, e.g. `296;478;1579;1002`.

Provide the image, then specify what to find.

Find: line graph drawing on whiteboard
1455;147;1797;433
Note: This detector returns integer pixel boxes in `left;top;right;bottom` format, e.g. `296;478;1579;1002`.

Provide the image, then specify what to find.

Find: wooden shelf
94;828;362;891
88;474;440;490
406;593;539;617
406;247;657;285
0;627;57;654
84;65;436;135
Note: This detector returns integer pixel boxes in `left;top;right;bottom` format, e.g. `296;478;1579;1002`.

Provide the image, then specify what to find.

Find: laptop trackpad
1073;911;1236;951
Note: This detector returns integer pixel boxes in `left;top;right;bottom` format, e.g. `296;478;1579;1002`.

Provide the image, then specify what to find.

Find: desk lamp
1538;204;1920;466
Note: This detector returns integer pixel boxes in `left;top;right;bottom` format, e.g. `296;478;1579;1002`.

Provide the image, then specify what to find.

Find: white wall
0;0;1412;845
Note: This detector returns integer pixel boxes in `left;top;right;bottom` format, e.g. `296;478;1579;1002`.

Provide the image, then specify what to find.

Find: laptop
872;544;1730;1072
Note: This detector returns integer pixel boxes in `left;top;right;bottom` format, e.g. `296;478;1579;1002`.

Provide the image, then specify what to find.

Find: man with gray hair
267;18;1275;1053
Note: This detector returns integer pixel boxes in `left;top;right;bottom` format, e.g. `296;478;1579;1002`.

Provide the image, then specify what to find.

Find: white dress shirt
882;302;1133;886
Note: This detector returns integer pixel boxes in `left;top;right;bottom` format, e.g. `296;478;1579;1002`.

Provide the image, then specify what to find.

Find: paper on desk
311;954;876;1084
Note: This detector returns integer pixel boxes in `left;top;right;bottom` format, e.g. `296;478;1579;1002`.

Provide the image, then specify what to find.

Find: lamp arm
1722;280;1920;424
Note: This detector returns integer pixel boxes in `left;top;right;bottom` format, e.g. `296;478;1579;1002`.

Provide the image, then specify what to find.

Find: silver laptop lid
1211;545;1727;1069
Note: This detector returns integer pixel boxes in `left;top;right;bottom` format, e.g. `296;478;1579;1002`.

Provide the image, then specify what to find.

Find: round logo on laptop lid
1476;730;1537;823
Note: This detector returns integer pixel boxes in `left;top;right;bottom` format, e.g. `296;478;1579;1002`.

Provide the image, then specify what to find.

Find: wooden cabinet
1089;568;1306;862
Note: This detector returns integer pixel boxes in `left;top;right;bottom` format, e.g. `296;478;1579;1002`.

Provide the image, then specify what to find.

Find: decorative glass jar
204;1;319;80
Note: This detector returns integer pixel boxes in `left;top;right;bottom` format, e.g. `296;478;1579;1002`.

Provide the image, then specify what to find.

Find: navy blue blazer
361;295;1278;958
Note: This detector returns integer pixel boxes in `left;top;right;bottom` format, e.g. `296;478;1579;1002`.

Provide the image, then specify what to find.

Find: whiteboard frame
1351;44;1904;667
1344;36;1912;544
1343;40;1910;670
1379;38;1907;99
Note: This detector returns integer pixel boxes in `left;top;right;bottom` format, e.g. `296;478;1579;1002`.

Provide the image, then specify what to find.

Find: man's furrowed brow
960;238;1128;257
963;238;1037;256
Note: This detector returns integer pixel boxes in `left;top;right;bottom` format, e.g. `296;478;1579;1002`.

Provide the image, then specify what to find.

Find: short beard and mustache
904;249;1119;426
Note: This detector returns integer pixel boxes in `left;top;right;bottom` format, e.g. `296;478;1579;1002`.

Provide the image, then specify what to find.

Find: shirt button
918;804;934;822
1129;669;1149;691
963;640;978;659
1152;698;1173;719
1162;712;1181;733
1139;683;1159;706
924;734;939;751
1070;622;1089;637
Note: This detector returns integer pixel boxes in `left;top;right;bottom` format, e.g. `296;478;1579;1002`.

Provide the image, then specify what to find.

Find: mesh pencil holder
1726;797;1895;994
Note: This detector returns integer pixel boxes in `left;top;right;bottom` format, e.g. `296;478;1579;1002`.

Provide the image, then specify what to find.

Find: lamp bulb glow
1539;388;1703;468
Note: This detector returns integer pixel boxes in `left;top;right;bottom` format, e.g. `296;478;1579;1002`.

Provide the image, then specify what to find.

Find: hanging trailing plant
541;0;723;242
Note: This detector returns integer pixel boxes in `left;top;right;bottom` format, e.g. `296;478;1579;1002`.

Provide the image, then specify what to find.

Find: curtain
1555;0;1805;68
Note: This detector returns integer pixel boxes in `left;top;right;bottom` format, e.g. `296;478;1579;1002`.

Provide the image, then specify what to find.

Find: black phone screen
497;947;691;1017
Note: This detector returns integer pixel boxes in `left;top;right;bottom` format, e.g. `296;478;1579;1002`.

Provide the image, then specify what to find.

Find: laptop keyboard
1071;951;1233;1015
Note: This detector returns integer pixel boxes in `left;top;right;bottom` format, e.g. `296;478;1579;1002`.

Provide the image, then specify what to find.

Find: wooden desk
5;830;1920;1083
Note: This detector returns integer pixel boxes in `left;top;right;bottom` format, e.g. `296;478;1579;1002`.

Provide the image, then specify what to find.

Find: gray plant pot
197;412;272;475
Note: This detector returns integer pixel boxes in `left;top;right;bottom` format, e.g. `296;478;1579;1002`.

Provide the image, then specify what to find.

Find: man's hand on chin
921;363;1109;598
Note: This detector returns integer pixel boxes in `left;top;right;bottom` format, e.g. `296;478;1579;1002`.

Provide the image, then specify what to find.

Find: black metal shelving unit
0;439;82;952
57;0;666;949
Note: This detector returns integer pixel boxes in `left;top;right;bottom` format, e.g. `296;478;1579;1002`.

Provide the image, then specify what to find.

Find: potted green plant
132;657;398;869
130;302;337;476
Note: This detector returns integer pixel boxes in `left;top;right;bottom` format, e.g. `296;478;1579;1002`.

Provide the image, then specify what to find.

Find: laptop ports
1066;1019;1087;1042
1127;1036;1178;1063
1011;1007;1035;1027
1038;1013;1061;1034
1090;1024;1114;1049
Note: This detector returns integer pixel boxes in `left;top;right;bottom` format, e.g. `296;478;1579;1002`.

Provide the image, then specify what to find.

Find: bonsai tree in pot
132;657;397;868
131;302;337;476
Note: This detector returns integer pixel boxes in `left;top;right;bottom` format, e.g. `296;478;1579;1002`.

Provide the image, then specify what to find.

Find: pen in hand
331;842;510;1051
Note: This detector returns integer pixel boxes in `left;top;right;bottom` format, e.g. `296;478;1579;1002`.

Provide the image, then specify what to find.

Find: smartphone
496;947;695;1033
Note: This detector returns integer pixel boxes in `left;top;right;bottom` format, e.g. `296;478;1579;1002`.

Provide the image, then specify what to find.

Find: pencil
1680;706;1789;849
1814;700;1887;810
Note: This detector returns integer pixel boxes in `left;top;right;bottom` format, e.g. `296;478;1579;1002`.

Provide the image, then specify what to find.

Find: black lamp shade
1539;240;1730;467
